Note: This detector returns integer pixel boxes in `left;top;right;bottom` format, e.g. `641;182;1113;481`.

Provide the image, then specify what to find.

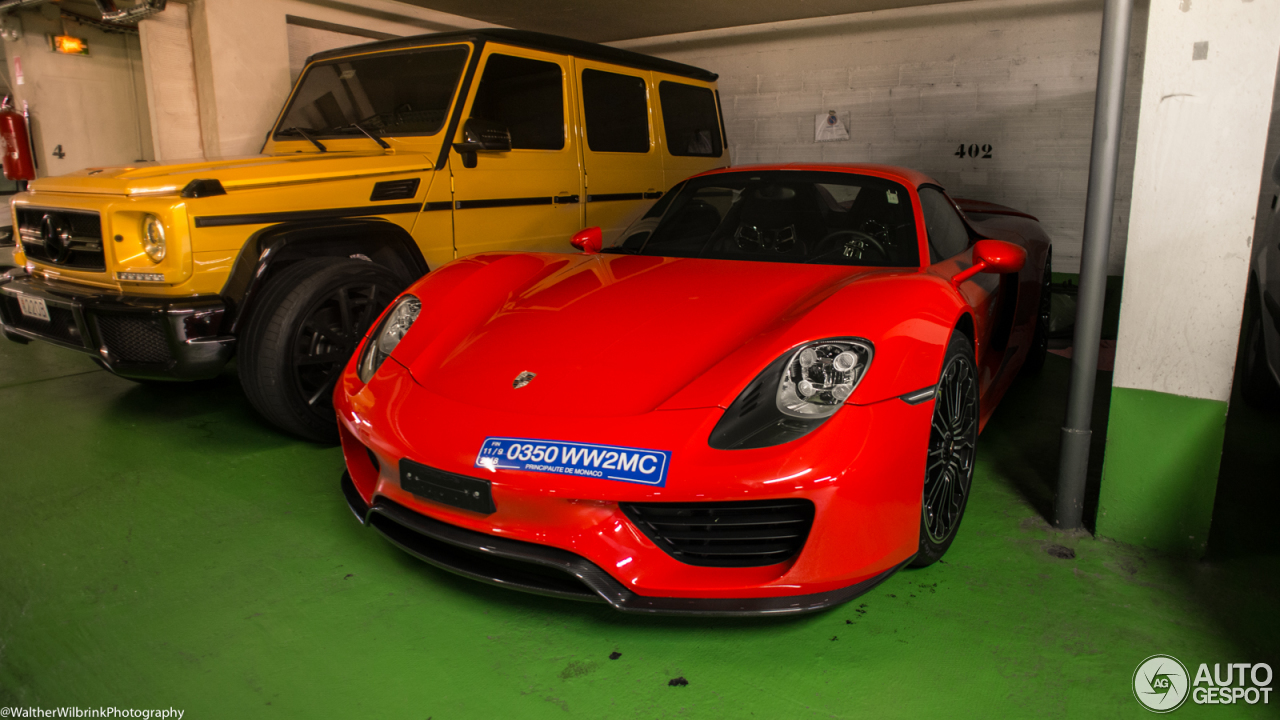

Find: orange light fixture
51;35;89;55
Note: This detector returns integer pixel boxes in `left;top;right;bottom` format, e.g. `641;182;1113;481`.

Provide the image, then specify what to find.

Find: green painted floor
1;339;1277;719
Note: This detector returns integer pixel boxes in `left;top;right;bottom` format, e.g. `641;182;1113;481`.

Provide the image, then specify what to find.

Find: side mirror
952;239;1026;286
571;226;603;254
452;118;512;168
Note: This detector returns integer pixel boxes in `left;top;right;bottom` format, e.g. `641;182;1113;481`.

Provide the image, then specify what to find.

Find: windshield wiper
343;122;390;149
276;126;327;152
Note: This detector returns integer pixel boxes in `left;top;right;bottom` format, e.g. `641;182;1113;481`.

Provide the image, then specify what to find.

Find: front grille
16;208;105;271
95;313;171;364
0;295;84;346
621;499;816;568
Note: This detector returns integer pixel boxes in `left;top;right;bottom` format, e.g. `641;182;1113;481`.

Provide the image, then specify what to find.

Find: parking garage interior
1;0;1279;716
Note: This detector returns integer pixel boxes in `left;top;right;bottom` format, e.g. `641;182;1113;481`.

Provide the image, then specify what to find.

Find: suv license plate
17;296;50;322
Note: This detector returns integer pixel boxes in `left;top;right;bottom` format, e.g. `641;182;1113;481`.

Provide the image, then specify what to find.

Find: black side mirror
453;118;512;168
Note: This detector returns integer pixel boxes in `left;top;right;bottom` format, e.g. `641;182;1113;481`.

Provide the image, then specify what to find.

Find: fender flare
220;218;429;334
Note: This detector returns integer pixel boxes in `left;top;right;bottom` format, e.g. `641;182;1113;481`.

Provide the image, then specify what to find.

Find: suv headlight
142;214;166;263
709;338;873;450
357;295;421;383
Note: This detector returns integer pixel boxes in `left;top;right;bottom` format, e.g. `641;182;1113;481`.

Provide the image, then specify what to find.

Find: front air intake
620;499;816;568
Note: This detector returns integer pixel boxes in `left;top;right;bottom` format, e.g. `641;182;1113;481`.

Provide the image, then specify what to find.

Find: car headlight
776;340;873;418
142;214;166;263
357;294;421;383
709;337;873;450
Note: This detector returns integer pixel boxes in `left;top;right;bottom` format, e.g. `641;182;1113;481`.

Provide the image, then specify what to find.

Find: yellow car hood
30;151;437;197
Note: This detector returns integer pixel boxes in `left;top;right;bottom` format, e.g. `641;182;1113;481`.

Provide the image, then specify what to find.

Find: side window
658;81;723;158
470;54;564;150
582;69;649;153
918;187;971;263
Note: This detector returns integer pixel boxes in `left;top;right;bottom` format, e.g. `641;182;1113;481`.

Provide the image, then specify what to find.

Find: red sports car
337;164;1051;615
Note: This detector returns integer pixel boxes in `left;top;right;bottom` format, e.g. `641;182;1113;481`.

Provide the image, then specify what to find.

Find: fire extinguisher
0;96;36;182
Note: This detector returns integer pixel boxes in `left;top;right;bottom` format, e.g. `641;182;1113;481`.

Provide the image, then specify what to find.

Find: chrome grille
16;208;105;271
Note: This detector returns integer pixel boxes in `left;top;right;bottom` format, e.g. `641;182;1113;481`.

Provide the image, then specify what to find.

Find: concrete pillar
1098;0;1280;555
139;2;205;162
188;0;292;159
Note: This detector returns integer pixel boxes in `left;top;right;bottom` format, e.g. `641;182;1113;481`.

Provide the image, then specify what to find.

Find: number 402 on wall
956;144;993;159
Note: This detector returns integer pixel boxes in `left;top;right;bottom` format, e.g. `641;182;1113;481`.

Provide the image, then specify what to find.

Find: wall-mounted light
49;34;89;56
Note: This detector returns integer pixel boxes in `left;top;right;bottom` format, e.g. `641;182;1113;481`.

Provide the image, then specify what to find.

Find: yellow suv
0;30;726;441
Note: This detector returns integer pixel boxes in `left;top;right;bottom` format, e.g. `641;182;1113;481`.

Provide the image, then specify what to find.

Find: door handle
554;193;580;204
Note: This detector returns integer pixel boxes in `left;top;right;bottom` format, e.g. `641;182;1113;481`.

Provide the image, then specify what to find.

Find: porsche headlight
357;295;421;383
142;214;166;263
776;341;873;418
709;337;873;450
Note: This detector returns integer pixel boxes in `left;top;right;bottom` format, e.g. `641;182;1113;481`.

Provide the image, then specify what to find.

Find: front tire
910;331;979;568
1241;280;1280;410
239;257;405;442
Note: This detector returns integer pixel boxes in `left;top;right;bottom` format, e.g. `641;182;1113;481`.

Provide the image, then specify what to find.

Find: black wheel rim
924;353;978;544
290;282;387;416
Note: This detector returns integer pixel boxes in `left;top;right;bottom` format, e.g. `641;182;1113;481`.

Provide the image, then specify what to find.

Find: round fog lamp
142;215;166;263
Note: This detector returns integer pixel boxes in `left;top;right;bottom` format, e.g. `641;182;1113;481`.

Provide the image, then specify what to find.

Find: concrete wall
2;5;154;176
1098;0;1280;556
614;0;1149;274
139;0;496;161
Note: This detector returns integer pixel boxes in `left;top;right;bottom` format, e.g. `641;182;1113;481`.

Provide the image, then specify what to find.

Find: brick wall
615;0;1150;274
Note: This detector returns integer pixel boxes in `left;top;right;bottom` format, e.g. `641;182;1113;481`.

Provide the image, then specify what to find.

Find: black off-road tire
910;331;979;568
1241;280;1280;410
239;257;405;443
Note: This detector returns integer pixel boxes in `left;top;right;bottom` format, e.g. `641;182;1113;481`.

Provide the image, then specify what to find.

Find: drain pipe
1055;0;1134;530
92;0;166;24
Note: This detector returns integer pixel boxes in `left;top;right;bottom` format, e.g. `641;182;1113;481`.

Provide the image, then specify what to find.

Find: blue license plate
474;437;671;487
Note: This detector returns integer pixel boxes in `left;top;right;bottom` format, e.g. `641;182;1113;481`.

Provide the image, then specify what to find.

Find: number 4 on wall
955;144;993;159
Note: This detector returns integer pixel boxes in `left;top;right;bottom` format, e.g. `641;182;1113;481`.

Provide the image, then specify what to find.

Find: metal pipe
0;0;47;11
1055;0;1134;530
93;0;166;24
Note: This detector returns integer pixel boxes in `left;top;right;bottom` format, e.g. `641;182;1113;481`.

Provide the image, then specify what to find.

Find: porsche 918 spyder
337;163;1052;615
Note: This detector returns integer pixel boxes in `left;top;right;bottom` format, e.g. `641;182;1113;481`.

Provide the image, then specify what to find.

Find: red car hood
400;252;877;418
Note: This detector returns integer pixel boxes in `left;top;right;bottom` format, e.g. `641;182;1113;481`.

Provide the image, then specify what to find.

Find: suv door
574;62;665;245
450;46;584;256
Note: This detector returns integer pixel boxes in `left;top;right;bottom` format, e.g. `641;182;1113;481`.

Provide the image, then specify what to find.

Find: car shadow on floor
978;352;1113;533
101;364;305;453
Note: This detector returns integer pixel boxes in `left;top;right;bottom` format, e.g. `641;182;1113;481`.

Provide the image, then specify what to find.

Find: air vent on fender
370;178;421;202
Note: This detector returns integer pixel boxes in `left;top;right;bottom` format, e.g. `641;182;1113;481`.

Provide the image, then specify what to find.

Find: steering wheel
815;229;888;263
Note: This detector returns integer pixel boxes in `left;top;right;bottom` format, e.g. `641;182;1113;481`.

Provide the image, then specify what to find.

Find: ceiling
393;0;973;43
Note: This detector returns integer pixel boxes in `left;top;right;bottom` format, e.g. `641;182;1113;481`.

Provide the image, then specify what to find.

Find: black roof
306;28;718;83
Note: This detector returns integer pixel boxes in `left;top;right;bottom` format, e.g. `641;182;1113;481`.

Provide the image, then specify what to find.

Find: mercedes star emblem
512;371;536;389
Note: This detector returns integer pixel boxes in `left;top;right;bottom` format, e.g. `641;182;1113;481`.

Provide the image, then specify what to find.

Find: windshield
274;44;469;140
610;171;920;267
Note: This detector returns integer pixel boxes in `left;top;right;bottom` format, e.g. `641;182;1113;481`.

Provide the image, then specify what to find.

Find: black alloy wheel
911;332;979;567
1023;250;1052;374
239;257;406;442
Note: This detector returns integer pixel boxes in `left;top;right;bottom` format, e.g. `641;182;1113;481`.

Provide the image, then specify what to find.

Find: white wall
139;0;496;161
615;0;1150;275
1111;0;1280;403
3;4;154;176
